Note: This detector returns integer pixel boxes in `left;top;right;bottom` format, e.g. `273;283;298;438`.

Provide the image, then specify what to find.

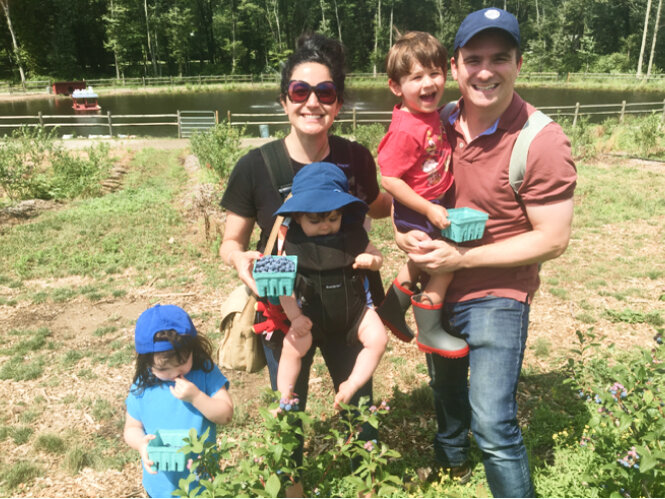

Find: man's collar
449;91;524;136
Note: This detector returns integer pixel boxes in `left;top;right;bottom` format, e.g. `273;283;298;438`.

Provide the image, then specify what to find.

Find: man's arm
408;198;574;273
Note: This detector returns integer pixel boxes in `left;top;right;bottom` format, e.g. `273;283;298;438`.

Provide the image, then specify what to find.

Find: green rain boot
376;279;416;342
411;293;469;358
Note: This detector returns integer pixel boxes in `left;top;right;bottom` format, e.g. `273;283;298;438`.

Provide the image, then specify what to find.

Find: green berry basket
147;429;190;472
252;255;298;297
441;207;489;243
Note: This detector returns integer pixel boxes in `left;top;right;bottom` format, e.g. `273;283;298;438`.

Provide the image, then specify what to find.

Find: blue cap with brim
274;162;368;216
134;304;197;354
454;7;520;51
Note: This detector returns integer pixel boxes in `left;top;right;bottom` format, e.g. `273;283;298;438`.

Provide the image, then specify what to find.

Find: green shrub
631;113;664;158
0;127;113;201
173;396;401;498
352;123;387;156
190;121;248;182
564;328;665;497
562;116;596;159
49;143;112;199
0;127;55;200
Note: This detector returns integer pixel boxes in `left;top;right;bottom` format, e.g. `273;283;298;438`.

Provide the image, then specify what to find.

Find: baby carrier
284;220;369;343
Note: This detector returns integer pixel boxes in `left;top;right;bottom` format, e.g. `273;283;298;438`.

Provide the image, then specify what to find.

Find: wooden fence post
38;111;43;127
227;110;231;124
107;111;113;137
215;110;219;124
620;100;626;123
177;110;181;138
572;102;580;127
662;98;665;122
352;107;357;131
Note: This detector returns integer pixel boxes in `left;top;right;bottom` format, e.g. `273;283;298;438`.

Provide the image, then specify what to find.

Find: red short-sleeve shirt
378;105;453;200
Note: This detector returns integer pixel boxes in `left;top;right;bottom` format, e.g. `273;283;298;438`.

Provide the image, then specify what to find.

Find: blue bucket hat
454;7;520;51
274;162;368;216
134;304;197;354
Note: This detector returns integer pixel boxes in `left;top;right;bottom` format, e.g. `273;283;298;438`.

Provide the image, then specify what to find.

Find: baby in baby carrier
274;162;388;409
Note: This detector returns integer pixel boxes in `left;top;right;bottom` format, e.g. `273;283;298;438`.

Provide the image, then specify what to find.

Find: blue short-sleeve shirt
126;363;229;498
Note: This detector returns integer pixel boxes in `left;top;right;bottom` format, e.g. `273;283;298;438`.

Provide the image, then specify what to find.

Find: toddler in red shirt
376;31;467;358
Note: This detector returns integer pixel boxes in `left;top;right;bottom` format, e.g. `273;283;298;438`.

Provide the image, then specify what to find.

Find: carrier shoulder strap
259;139;294;200
441;101;553;196
509;110;553;195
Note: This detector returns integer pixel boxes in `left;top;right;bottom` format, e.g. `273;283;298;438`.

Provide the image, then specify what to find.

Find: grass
34;433;67;454
0;461;42;493
0;122;663;496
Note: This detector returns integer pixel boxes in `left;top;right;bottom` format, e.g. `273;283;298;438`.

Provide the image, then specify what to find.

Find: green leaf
639;452;657;473
264;473;281;498
644;390;654;405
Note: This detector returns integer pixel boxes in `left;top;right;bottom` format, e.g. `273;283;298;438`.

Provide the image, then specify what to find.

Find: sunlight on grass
0;150;188;280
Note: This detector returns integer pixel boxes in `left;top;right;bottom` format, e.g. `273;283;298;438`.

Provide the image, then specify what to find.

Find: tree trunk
647;0;663;78
144;0;158;76
269;0;282;50
389;6;393;48
0;0;26;90
373;0;381;76
333;0;342;42
109;0;121;80
637;0;653;77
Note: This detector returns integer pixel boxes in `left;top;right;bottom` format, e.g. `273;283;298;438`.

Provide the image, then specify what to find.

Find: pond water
1;85;664;137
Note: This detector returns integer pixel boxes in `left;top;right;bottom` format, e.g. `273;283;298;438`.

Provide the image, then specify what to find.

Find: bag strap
264;193;291;256
441;102;553;197
260;139;294;200
509;110;553;195
440;100;459;124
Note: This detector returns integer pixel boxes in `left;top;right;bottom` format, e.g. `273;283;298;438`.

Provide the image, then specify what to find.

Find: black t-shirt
220;136;380;252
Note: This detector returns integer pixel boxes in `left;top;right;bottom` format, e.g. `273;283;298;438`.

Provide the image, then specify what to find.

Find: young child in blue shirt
124;304;233;498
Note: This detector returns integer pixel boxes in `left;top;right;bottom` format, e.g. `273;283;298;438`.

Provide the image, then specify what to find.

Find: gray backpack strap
509;110;553;195
439;100;459;124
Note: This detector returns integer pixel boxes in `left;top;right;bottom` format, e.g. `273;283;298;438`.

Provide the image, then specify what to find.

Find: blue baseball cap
134;304;197;354
454;7;520;51
274;162;368;216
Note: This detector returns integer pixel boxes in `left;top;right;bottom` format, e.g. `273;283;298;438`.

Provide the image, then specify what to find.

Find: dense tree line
0;0;662;82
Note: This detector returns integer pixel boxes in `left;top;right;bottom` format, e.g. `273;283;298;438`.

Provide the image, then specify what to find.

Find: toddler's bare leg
334;309;387;410
421;271;453;305
277;331;312;400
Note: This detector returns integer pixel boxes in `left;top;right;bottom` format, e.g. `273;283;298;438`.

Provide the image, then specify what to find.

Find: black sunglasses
287;80;338;105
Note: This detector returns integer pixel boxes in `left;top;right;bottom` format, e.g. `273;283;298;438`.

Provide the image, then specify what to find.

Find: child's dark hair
131;330;215;393
280;32;346;103
386;31;448;82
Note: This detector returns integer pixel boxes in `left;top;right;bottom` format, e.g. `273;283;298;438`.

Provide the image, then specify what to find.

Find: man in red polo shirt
397;8;577;497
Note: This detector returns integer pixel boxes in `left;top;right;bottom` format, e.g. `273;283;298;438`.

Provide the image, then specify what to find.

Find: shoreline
2;77;665;104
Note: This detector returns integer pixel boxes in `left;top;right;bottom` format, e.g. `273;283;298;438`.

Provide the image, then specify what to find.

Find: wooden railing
228;99;665;132
0;99;663;138
0;110;219;138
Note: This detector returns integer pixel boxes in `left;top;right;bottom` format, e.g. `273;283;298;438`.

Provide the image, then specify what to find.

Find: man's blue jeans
428;296;534;498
